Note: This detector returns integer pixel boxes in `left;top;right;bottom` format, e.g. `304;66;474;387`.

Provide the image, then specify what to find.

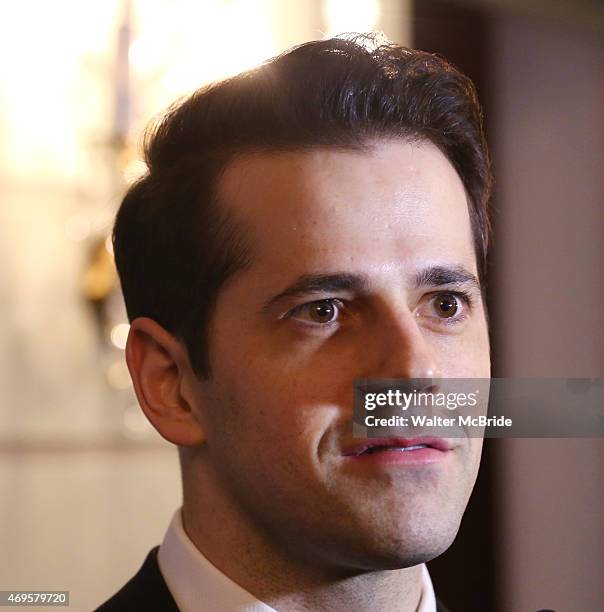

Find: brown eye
416;291;471;327
309;300;338;323
288;299;343;326
434;294;459;318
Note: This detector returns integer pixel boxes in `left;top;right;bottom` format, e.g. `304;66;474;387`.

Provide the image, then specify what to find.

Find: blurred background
0;1;602;610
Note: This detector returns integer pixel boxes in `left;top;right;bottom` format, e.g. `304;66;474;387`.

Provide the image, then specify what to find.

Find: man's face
190;140;490;570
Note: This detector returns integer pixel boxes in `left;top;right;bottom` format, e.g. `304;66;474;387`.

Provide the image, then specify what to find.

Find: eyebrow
262;265;481;312
412;266;481;293
262;273;368;312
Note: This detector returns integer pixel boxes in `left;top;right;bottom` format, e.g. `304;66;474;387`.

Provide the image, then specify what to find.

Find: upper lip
341;437;454;456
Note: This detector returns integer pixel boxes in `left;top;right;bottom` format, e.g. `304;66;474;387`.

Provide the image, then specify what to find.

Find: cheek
205;370;347;504
215;327;357;418
238;378;342;452
464;323;491;377
207;376;337;506
432;320;490;378
208;365;333;459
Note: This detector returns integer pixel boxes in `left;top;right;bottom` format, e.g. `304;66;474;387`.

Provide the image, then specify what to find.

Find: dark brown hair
113;34;492;377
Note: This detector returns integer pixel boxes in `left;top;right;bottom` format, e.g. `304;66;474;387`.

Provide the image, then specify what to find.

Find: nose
370;306;442;381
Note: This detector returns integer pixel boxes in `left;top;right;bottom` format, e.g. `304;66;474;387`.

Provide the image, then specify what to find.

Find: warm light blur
0;1;119;181
131;0;277;112
0;0;287;183
110;323;130;350
324;0;380;35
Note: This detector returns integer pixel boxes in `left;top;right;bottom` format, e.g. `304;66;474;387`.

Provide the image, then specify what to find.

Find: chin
362;523;461;570
319;509;463;572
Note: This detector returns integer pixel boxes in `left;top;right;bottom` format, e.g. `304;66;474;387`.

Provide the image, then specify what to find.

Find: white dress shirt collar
158;508;437;612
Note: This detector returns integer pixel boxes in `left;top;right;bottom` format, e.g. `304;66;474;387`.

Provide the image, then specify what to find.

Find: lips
342;437;453;457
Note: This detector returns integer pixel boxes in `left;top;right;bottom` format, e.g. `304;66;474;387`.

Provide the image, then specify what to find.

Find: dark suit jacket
96;547;450;611
96;547;177;611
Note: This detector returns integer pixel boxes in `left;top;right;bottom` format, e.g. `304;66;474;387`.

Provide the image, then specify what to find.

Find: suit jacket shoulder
95;547;179;611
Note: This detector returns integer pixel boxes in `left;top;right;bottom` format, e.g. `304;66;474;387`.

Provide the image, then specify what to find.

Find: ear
125;317;205;447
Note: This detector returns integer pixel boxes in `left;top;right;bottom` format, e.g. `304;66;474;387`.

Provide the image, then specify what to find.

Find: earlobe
125;317;206;447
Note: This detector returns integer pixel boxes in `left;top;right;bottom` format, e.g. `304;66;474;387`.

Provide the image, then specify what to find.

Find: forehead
216;139;476;280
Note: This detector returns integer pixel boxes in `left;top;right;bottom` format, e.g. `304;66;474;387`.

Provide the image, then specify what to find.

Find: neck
181;457;425;612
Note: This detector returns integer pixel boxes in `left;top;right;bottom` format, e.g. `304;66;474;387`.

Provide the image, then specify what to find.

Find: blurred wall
490;10;604;612
0;446;180;610
413;2;604;610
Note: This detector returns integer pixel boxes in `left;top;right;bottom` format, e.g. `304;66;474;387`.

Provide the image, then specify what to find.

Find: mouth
341;437;453;465
344;437;452;456
361;443;430;454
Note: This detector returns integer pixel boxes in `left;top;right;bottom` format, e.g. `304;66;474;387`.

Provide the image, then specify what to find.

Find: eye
434;293;461;318
287;299;344;326
420;291;472;324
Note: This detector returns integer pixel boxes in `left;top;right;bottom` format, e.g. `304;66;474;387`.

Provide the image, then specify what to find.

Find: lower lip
345;447;450;465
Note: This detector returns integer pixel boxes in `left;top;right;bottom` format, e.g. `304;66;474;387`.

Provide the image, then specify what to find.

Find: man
97;33;492;612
